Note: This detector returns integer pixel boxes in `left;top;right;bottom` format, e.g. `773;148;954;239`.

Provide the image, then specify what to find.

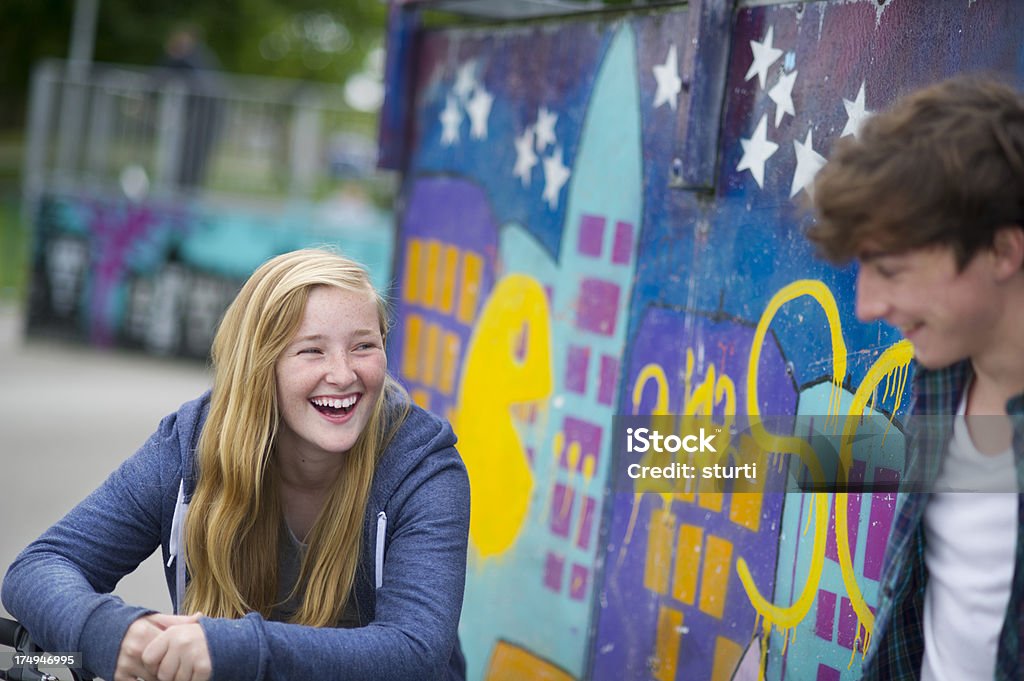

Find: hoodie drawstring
167;479;189;613
375;511;387;590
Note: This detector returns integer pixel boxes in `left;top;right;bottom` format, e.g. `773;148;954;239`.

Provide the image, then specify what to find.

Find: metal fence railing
24;59;382;206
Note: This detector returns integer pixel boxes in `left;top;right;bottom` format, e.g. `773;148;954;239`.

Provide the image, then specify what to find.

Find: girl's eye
298;347;322;355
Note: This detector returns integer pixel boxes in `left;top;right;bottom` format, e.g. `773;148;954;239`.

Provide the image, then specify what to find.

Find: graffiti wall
25;191;393;358
387;1;1024;679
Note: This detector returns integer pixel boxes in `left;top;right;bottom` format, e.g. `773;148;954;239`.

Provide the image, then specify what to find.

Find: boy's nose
854;267;889;323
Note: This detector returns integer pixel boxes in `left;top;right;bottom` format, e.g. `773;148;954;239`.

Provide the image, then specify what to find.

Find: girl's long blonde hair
183;248;409;625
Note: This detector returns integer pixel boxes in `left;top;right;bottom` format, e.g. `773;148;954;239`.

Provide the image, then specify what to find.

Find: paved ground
0;301;212;622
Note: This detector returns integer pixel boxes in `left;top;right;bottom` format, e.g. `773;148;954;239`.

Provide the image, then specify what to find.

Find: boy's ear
991;225;1024;280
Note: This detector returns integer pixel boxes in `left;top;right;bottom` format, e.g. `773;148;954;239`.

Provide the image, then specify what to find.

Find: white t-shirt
920;391;1016;681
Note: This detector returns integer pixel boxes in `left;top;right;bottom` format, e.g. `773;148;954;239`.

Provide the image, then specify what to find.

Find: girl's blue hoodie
2;392;470;680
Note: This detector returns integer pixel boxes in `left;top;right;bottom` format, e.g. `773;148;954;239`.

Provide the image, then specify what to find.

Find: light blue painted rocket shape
530;20;644;675
463;22;646;681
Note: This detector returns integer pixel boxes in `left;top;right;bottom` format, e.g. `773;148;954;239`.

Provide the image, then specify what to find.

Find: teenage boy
808;76;1024;680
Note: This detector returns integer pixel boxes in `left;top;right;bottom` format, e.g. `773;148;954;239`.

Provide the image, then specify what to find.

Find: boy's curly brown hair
809;75;1024;269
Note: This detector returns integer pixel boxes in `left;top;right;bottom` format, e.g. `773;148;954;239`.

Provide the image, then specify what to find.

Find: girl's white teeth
312;396;357;409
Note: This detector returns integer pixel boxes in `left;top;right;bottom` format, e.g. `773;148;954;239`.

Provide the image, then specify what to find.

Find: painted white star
542;146;571;209
535;106;558;152
768;69;798;127
744;26;783;91
439;95;462;146
513;126;538;186
790;128;827;198
453;60;477;101
737;114;778;189
841;81;872;138
467;87;494;140
652;44;683;110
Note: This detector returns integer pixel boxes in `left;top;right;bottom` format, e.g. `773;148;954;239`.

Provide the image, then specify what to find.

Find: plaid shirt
861;360;1024;680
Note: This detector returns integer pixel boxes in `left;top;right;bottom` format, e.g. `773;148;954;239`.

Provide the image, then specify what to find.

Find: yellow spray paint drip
879;360;911;447
552;430;565;463
561;441;582;518
617;493;646;572
582;453;596;482
539;431;566;529
834;339;914;650
758;618;770;681
454;274;553;558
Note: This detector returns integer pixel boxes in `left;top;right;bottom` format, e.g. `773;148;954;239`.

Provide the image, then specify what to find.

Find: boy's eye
872;260;904;278
878;266;902;278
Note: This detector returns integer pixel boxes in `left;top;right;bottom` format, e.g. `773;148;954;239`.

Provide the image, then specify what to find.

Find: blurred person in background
158;25;223;191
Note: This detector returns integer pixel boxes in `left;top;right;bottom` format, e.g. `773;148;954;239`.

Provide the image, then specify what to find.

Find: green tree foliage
0;0;389;128
0;0;74;128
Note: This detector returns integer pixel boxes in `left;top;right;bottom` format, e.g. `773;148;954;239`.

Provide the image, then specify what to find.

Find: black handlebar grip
0;616;22;647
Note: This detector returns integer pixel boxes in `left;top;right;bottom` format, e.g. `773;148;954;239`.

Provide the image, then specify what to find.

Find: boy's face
855;243;1003;369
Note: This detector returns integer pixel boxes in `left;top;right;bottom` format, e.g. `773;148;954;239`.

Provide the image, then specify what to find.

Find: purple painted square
611;220;634;264
565;345;591;394
562;416;604;471
597;354;619;405
576;278;621;336
816;665;841;681
577;214;605;258
837;597;860;650
544;552;565;593
577;496;596;550
550;483;575;538
865;467;900;581
815;589;836;641
569;563;589;600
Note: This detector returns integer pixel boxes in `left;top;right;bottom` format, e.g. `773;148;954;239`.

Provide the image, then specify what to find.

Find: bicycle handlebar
0;617;25;649
0;616;90;681
1;617;63;681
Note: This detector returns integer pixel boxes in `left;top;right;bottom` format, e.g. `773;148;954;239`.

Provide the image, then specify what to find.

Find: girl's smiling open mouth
310;394;359;420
